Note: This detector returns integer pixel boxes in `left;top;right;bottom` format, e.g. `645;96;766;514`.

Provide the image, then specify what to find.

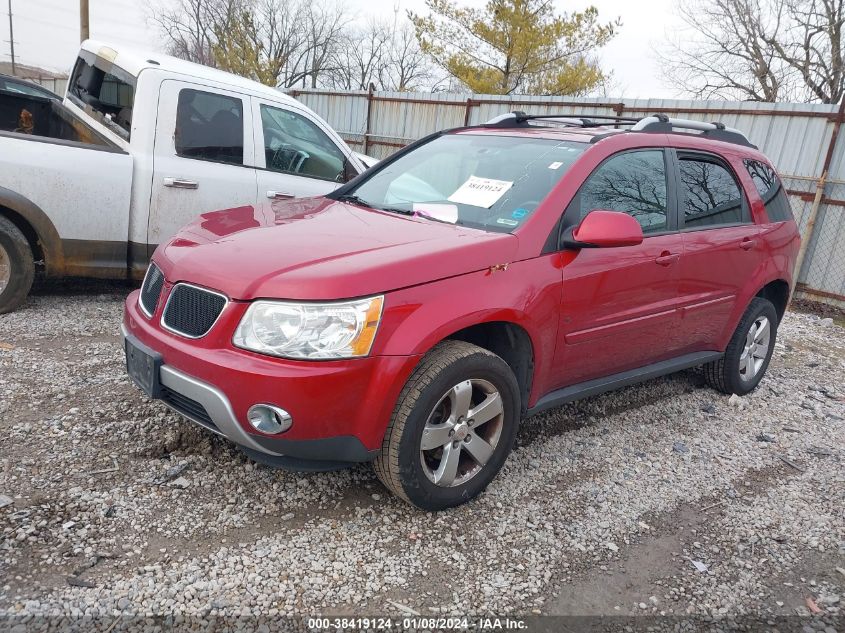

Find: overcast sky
2;0;684;98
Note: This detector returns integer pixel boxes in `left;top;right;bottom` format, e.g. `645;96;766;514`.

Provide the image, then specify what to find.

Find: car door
673;150;763;352
251;98;360;204
148;80;257;251
553;148;685;387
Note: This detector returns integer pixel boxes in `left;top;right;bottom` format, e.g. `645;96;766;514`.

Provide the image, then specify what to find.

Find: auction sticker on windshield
448;175;513;208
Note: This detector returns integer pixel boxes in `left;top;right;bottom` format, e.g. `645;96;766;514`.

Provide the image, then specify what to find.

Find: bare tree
149;0;242;66
324;19;392;90
660;0;844;103
153;0;350;88
766;0;844;103
324;19;439;91
382;23;438;91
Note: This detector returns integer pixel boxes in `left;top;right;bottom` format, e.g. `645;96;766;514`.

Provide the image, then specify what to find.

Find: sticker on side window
448;176;513;208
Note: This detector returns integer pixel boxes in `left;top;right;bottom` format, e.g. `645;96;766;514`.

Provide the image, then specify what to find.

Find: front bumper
122;290;419;469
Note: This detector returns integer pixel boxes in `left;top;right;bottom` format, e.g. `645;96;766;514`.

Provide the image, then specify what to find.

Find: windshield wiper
335;193;374;208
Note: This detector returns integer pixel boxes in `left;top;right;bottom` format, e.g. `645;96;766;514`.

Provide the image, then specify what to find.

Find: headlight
232;296;384;359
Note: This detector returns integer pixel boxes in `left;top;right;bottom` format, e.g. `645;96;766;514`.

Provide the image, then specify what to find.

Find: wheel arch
0;186;64;276
754;278;789;324
430;320;535;415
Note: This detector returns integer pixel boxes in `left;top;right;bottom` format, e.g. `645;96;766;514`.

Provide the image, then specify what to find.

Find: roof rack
483;111;756;148
484;111;640;128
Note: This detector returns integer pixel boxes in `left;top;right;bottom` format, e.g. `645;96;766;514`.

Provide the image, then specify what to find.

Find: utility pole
80;0;89;42
7;0;15;75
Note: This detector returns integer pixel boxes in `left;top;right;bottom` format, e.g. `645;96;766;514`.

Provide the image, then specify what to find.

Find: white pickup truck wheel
0;215;35;314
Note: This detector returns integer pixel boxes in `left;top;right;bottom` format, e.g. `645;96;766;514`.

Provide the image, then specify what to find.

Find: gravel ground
0;280;843;631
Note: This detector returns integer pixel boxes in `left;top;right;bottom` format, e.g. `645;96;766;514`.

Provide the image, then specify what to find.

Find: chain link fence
784;176;845;308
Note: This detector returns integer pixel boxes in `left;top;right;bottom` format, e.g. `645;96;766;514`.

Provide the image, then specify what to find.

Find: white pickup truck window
68;56;135;140
175;89;244;166
260;105;345;181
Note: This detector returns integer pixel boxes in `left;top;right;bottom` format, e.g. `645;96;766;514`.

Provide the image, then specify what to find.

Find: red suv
123;112;799;510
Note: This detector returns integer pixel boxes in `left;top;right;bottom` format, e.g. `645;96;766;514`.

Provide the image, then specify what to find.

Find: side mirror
563;209;644;249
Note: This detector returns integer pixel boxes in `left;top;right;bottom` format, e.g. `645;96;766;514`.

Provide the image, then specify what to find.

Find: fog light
247;404;292;435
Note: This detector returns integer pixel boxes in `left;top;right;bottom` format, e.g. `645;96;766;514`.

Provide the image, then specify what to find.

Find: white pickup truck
0;40;375;313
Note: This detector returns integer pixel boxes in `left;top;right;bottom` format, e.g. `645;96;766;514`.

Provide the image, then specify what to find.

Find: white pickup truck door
251;97;361;204
149;79;257;248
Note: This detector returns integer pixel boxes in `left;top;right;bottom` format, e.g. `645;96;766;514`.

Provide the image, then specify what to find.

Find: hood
156;197;519;301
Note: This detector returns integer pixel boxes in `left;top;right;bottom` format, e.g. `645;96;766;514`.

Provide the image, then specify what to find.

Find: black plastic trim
527;351;723;416
244;434;378;469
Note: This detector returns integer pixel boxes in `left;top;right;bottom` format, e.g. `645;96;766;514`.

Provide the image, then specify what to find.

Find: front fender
374;254;562;405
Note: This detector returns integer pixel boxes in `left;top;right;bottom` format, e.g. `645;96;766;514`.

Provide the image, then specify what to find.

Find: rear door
674;150;763;351
251;98;360;203
554;148;685;387
148;80;257;250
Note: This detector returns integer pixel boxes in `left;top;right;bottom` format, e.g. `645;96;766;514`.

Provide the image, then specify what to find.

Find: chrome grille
139;263;165;317
161;283;227;338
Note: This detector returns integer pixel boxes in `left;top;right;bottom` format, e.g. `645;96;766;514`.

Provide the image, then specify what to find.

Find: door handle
740;238;757;250
163;178;199;190
267;190;295;200
655;251;680;266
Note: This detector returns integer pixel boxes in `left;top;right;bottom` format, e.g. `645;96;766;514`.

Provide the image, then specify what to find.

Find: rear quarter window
68;53;136;141
744;159;793;222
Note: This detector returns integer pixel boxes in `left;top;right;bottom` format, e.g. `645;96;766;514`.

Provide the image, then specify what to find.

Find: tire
703;297;778;396
0;215;35;315
374;341;521;511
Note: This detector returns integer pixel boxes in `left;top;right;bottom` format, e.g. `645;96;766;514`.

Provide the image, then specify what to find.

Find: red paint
571;209;645;248
124;126;799;456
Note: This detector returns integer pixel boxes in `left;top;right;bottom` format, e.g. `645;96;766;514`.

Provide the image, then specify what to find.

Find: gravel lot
0;281;843;630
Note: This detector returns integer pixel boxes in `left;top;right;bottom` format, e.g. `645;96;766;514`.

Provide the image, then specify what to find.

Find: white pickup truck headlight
232;296;384;359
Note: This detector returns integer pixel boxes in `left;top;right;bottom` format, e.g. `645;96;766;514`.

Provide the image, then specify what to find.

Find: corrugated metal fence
290;88;845;308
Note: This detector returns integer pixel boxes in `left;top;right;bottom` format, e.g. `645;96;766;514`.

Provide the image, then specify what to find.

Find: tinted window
679;156;745;228
745;159;793;222
346;134;585;233
69;56;136;140
261;105;346;181
175;89;243;165
579;150;669;233
0;77;57;99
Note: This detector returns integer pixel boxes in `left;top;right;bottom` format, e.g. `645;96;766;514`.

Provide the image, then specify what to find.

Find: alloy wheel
0;243;10;295
739;315;771;381
419;378;505;487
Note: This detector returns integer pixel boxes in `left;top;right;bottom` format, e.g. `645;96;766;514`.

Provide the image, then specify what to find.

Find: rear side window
579;150;669;234
68;55;136;140
175;89;244;165
678;155;746;228
744;159;793;222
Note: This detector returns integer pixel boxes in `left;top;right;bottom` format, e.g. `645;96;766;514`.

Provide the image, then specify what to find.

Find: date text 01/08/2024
306;616;527;630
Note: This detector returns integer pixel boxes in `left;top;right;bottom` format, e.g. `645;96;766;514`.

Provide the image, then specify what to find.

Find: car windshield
343;133;586;232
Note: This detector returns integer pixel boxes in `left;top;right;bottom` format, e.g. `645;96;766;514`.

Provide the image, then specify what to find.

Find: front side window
344;133;585;233
69;55;136;140
744;159;793;222
578;150;669;234
679;156;746;228
175;89;244;165
260;105;346;181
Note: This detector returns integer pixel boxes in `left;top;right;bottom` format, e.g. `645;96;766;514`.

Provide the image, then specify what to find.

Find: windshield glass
345;133;585;232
